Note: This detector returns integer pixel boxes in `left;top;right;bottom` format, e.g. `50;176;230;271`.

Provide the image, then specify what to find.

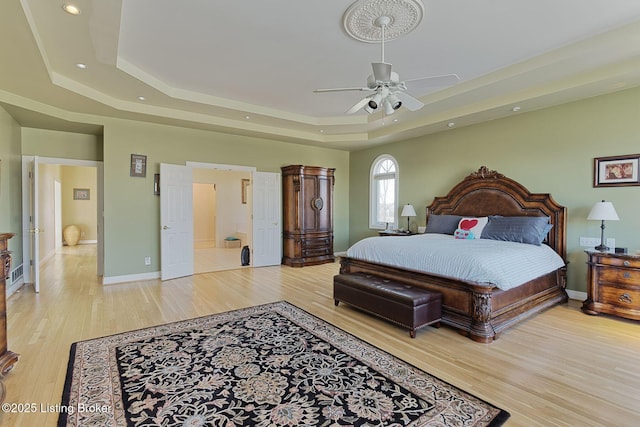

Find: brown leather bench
333;273;442;338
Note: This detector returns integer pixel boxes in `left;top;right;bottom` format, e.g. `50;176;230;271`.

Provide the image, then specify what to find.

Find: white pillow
454;217;489;239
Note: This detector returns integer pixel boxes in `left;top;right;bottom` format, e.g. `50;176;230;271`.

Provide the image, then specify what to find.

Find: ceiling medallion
343;0;425;43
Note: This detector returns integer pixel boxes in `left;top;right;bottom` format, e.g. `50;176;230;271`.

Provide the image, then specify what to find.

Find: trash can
241;245;250;266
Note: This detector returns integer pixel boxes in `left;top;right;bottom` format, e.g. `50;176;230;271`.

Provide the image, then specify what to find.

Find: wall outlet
579;237;600;247
144;256;151;265
579;237;616;248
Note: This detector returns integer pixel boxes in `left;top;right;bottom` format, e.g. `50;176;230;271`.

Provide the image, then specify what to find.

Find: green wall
349;87;640;293
0;107;23;268
22;128;103;161
12;115;349;280
101;118;350;277
6;85;640;291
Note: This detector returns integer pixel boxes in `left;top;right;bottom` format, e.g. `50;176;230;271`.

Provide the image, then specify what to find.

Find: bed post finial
470;166;503;179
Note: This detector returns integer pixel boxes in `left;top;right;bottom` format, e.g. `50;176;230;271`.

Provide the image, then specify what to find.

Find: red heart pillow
459;219;478;230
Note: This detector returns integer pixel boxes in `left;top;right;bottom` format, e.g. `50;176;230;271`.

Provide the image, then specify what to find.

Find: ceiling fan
314;15;460;115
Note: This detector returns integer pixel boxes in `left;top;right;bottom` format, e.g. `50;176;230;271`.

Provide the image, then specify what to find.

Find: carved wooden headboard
426;166;567;260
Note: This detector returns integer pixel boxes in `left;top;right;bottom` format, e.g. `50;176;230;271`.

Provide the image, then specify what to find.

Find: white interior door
252;172;281;267
160;163;194;280
29;156;41;292
96;162;105;276
54;180;62;249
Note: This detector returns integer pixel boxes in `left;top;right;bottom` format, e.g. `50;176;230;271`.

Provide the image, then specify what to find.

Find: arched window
369;154;398;229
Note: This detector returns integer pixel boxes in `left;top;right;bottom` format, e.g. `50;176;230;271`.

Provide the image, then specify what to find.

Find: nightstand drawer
599;268;640;286
598;284;640;307
598;256;640;269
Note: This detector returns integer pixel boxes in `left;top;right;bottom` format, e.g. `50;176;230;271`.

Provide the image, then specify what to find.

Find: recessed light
447;122;455;128
511;106;521;112
75;63;87;69
245;115;251;120
393;119;399;123
137;96;146;101
319;129;324;133
62;4;81;15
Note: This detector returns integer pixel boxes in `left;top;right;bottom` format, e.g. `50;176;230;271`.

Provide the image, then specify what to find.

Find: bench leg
334;299;340;306
409;329;416;339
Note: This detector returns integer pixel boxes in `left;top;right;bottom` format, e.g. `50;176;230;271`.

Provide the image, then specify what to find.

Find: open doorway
192;168;251;273
22;156;104;292
161;161;280;281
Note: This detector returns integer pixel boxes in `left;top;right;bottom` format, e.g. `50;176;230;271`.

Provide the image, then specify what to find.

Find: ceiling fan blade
346;97;371;114
314;87;370;93
372;62;392;82
403;73;460;87
395;92;425;111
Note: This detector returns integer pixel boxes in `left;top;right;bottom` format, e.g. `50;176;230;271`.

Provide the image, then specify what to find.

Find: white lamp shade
587;201;619;221
401;204;417;217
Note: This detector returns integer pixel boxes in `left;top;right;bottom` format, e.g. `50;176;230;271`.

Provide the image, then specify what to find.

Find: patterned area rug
59;301;509;426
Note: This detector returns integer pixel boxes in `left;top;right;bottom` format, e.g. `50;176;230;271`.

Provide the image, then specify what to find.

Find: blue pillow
425;214;463;235
480;216;552;246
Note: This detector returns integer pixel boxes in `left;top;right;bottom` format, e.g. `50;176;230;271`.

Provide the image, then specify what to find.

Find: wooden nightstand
582;250;640;320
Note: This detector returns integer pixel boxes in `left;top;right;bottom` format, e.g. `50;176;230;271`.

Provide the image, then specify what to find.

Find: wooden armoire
282;165;335;267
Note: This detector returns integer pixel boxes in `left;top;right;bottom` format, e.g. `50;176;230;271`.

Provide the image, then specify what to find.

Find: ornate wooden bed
339;166;568;343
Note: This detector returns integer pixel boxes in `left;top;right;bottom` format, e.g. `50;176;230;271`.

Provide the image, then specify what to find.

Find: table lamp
587;200;619;251
401;204;417;232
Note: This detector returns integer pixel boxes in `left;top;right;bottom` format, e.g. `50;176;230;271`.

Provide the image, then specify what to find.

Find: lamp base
594;244;610;252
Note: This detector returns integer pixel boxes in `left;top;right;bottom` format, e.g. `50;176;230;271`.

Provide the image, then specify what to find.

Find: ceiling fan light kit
315;0;459;116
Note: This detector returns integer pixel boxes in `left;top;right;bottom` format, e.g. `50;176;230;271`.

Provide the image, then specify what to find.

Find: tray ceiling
3;0;640;150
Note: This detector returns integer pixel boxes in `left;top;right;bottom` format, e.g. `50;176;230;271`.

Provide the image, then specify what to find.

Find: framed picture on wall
130;154;147;178
73;188;90;200
594;154;640;187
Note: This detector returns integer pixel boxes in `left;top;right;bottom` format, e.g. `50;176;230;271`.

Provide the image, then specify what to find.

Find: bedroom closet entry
192;169;250;274
160;161;282;280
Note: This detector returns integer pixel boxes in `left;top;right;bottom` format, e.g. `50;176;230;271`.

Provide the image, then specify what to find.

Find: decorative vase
63;225;81;246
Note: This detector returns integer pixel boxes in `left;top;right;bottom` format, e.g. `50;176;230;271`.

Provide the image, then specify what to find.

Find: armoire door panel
302;176;317;231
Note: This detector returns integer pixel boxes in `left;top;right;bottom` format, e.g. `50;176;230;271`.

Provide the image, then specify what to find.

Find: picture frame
130;154;147;178
73;188;90;200
241;178;250;204
594;154;640;187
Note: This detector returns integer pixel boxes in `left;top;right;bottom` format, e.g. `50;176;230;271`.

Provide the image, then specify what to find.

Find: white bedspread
346;234;565;290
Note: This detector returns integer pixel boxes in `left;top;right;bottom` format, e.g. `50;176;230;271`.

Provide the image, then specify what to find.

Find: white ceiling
3;0;640;151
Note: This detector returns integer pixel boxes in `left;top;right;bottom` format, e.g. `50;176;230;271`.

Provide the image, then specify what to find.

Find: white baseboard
102;271;160;285
7;277;25;298
566;289;587;301
78;239;98;245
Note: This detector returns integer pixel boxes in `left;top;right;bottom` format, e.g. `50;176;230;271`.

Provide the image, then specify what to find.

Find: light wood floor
194;245;245;274
2;245;639;426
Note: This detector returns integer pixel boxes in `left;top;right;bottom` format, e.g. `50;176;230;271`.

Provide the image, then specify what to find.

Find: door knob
162;226;170;230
